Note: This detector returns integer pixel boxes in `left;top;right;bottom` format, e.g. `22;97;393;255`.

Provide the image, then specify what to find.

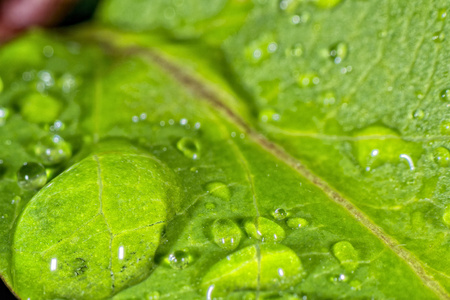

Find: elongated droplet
177;137;200;159
211;219;242;251
244;217;286;242
286;217;308;229
332;241;359;271
167;250;192;270
34;135;72;166
205;182;230;201
434;147;450;167
17;162;47;190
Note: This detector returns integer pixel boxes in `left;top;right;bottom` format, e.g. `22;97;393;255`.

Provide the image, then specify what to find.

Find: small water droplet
259;109;280;122
297;73;320;88
211;219;242;251
440;88;450;101
432;31;445;42
145;291;160;300
167;250;192;270
329;42;348;64
440;121;450;135
17;162;47;190
177;137;200;159
286;43;303;57
286;217;308;229
205;182;230;201
272;208;288;220
438;8;447;20
0;107;10;126
433;146;450;167
443;206;450;226
34;135;72;166
244;217;286;242
321;91;336;106
332;241;359;271
412;109;425;120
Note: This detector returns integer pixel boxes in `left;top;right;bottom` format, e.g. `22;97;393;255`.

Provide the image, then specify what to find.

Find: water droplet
145;291;160;300
440;121;450;135
443;206;450;226
438;8;447;21
329;42;348;64
20;93;62;124
177;137;200;159
329;273;348;283
272;208;288;220
17;162;47;190
316;0;342;9
34;135;72;166
440;88;450;101
167;250;192;270
433;146;450;167
259;109;279;122
297;73;320;88
245;34;277;64
211;219;242;251
286;43;303;57
244;217;286;242
0;107;10;126
432;31;445;42
332;241;359;271
321;91;336;106
412;109;425;120
286;217;308;229
205;182;230;201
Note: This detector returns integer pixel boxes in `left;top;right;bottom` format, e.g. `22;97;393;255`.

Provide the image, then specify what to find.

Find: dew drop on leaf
211;219;242;251
412;109;425;120
34;135;72;166
329;42;348;64
244;217;286;242
332;241;359;271
439;88;450;101
205;182;230;201
286;217;308;229
20;93;62;124
177;137;200;159
285;43;303;57
433;146;450;167
145;291;160;300
297;73;320;88
432;31;445;43
167;250;192;270
0;107;10;126
438;8;447;21
17;162;47;190
440;120;450;135
272;208;288;220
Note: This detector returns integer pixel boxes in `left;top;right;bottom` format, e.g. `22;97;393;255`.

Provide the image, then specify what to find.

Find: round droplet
20;93;62;124
177;137;200;159
332;241;359;271
297;73;320;88
34;135;72;166
440;121;450;135
286;217;308;229
211;219;242;251
17;162;47;190
438;8;447;21
433;146;450;167
432;31;445;43
443;206;450;226
167;250;192;270
244;217;286;242
272;208;288;220
316;0;342;9
0;107;10;126
285;43;303;57
205;182;230;201
412;109;425;120
440;88;450;101
329;42;348;64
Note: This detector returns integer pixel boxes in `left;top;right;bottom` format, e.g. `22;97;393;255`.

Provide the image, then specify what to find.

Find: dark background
0;0;98;298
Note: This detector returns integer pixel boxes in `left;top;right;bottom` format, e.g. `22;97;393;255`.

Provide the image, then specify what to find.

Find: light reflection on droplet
118;246;124;260
50;258;57;271
399;154;415;170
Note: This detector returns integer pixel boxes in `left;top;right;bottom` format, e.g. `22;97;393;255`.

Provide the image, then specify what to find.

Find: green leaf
0;0;450;299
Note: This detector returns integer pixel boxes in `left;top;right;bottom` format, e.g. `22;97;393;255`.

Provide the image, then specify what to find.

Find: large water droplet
20;93;62;124
353;126;420;171
205;182;230;201
440;88;450;101
211;219;242;251
34;135;72;166
329;42;348;64
17;162;47;190
177;137;200;159
244;217;286;242
332;241;359;271
272;208;288;220
443;206;450;226
286;217;308;229
167;250;192;270
440;121;450;135
0;107;10;126
433;146;450;167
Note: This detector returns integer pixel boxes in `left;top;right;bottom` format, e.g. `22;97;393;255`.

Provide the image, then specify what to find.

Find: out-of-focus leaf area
1;0;450;299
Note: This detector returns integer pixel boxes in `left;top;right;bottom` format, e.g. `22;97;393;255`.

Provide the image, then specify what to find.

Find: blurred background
0;0;97;298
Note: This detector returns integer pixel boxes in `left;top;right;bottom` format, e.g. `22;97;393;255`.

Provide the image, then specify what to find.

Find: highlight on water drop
166;250;193;270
